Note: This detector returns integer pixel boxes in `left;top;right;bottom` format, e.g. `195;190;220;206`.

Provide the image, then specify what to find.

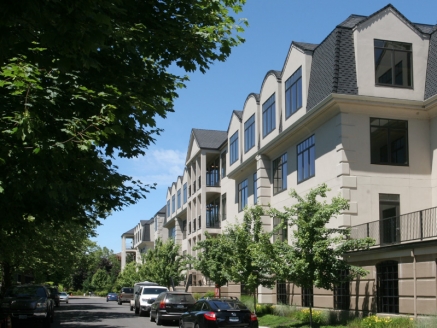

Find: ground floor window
302;287;313;307
334;270;350;310
277;281;288;305
377;261;399;314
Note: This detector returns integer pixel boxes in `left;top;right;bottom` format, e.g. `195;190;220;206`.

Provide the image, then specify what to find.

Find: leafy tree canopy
0;0;247;284
139;238;186;288
268;184;374;292
193;232;231;288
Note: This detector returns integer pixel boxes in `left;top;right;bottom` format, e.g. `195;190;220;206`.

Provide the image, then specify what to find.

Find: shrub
294;308;329;325
256;303;274;315
272;304;296;317
359;315;414;328
203;290;215;298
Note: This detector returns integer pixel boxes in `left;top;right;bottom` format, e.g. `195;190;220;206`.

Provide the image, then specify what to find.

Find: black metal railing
206;212;221;228
206;171;220;187
350;207;437;246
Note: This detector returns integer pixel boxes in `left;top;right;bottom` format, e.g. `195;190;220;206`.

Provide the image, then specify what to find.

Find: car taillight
204;312;216;321
250;313;257;321
159;301;166;309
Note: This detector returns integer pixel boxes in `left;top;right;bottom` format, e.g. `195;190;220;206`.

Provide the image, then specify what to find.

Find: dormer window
285;67;302;118
374;39;412;88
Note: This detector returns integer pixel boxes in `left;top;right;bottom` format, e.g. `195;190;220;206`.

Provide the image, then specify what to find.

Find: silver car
59;292;69;304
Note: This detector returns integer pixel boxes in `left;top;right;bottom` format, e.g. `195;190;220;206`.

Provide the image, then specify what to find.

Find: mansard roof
292;42;318;52
121;227;134;237
306;4;437;110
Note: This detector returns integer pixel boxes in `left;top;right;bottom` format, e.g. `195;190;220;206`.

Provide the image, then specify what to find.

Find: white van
134;285;168;316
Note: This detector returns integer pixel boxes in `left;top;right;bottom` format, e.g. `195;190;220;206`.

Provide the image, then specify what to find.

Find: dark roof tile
192;128;227;149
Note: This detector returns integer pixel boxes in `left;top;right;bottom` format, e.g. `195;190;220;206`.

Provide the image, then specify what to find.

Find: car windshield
108;293;117;296
212;301;248;310
122;288;133;293
167;294;195;303
5;286;46;298
60;292;68;296
142;288;167;295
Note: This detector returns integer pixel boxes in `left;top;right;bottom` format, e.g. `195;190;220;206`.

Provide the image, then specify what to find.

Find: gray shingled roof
293;42;318;52
121;227;135;237
192;129;227;149
233;110;243;121
306;3;437;110
338;14;367;28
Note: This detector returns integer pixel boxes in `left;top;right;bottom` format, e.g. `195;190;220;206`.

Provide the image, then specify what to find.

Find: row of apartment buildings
121;4;437;316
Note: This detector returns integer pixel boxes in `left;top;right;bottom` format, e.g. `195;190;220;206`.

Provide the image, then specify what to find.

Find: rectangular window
172;195;175;213
244;114;255;153
238;179;248;212
285;67;302;118
334;270;350;310
168;227;175;240
188;222;191;235
302;287;313;307
230;131;239;165
273;216;287;243
221;193;227;221
374;39;412;88
370;118;408;165
221;151;227;178
177;189;181;209
379;194;400;245
262;94;276;137
183;183;187;203
166;200;170;217
253;173;258;205
273;153;288;194
297;135;315;183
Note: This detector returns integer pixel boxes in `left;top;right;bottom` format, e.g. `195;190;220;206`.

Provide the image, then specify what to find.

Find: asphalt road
51;296;179;328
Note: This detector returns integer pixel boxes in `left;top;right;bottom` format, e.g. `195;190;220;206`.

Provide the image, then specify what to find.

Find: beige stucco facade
122;4;437;316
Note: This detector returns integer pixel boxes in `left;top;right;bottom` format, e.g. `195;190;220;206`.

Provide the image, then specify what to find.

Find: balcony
206;171;220;187
206;213;221;229
350;207;437;246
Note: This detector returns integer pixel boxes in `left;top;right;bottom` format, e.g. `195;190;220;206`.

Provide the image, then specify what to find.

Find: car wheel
43;316;51;328
135;305;139;315
66;300;69;304
150;311;155;322
179;319;184;328
130;304;133;311
195;323;200;328
156;312;162;325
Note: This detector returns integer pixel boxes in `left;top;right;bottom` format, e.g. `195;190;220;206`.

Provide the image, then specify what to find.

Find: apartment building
123;4;437;315
120;206;167;269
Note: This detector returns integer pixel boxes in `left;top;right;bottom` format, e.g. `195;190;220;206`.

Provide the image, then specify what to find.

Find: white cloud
117;148;186;188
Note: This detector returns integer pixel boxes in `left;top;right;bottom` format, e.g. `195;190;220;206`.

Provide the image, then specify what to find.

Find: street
51;296;178;328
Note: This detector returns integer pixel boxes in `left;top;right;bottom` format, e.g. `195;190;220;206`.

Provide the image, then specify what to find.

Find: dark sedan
150;291;196;325
0;284;54;328
106;293;118;302
179;297;258;328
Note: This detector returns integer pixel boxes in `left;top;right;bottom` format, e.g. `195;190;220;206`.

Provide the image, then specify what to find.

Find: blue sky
93;0;437;253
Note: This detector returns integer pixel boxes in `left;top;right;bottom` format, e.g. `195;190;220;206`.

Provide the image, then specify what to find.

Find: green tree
139;238;185;288
268;184;374;327
0;0;247;291
222;205;276;312
91;269;111;292
193;232;232;295
115;262;141;290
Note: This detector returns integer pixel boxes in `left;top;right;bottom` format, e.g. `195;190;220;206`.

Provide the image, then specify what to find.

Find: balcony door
379;194;400;245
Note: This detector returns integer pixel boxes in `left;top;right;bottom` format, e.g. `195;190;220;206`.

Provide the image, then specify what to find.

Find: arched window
377;261;399;313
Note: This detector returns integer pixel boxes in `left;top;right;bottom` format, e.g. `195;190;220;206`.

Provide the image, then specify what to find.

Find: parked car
134;286;168;317
0;284;55;328
150;291;196;325
179;297;258;328
106;293;118;302
48;287;60;307
59;292;69;304
118;287;134;305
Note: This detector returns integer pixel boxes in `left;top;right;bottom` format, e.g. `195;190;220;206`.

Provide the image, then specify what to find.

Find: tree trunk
309;305;313;328
0;261;13;297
